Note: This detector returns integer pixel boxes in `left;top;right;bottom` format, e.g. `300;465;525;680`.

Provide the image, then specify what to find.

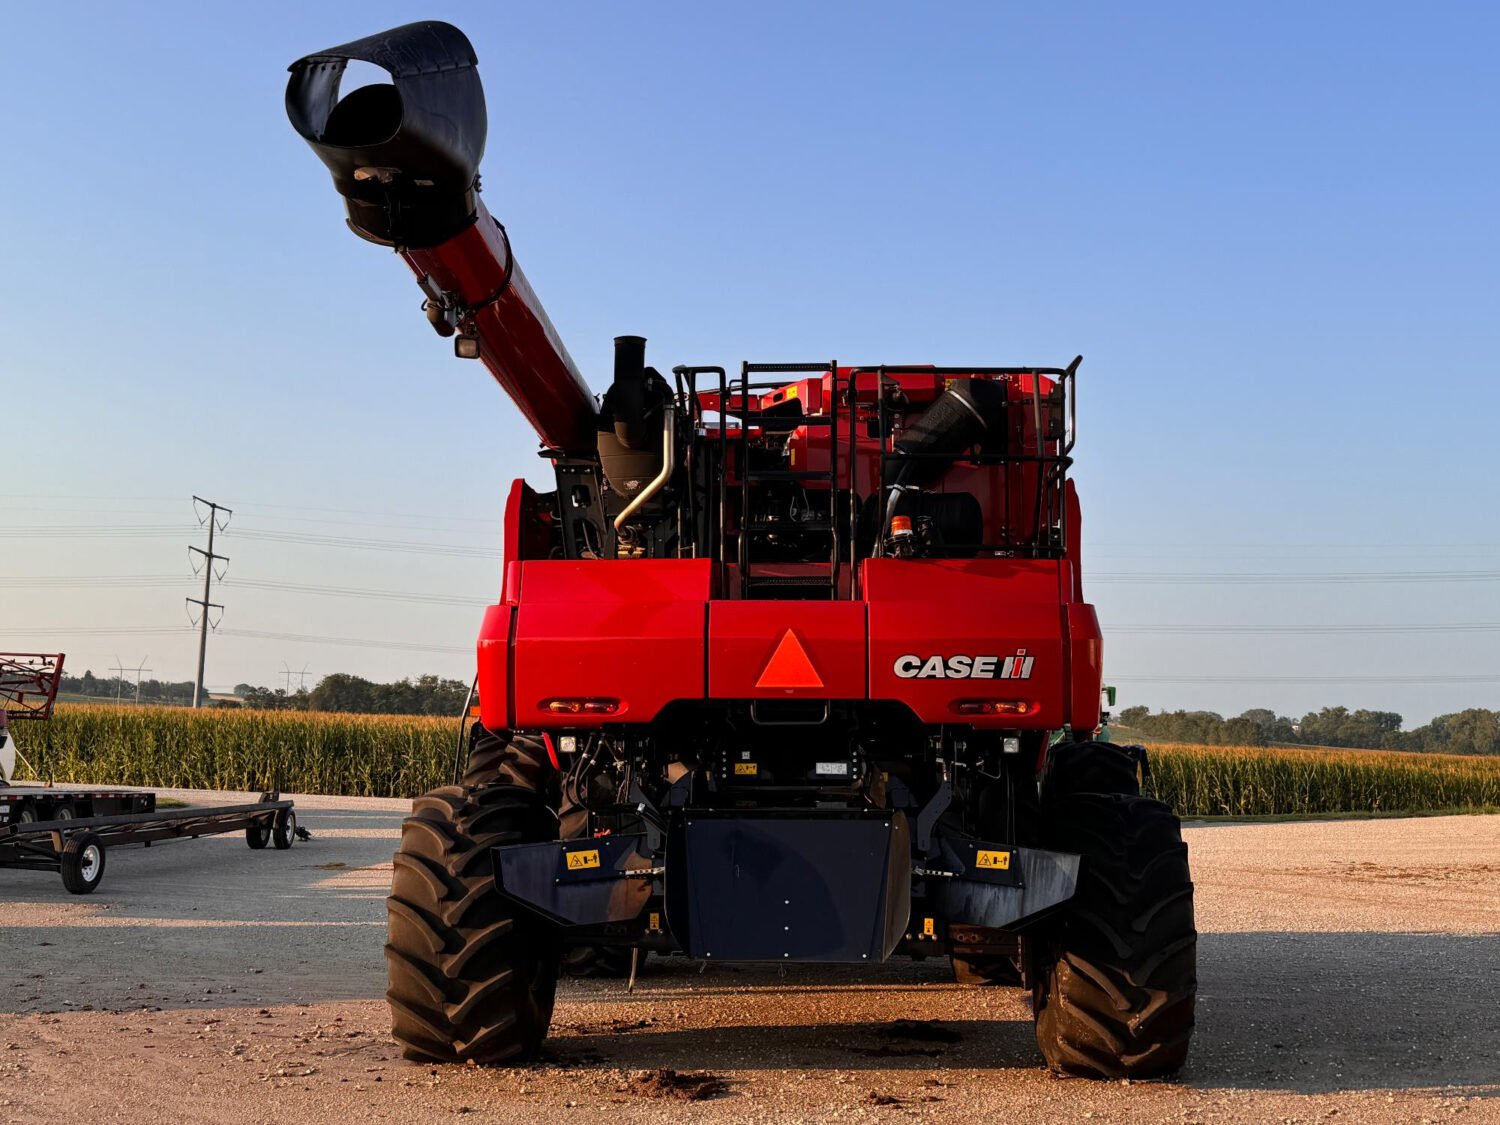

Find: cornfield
1145;741;1500;817
14;704;1500;816
20;704;454;798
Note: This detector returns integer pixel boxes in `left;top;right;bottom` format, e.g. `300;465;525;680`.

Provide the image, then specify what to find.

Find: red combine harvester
288;22;1195;1078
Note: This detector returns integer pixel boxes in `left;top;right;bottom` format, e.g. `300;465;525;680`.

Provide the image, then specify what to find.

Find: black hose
451;676;477;785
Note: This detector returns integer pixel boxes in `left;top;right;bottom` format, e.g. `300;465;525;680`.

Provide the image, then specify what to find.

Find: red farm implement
286;20;1195;1078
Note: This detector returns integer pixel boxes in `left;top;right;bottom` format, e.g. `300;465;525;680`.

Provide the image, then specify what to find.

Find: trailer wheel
387;734;560;1065
61;831;107;895
1042;741;1141;801
1032;793;1196;1078
246;820;272;849
272;809;297;849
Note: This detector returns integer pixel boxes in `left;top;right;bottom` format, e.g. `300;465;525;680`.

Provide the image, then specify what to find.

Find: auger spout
287;21;596;453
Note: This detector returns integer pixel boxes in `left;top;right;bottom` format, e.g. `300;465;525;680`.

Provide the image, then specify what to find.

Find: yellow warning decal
975;849;1012;871
922;917;936;937
734;762;759;776
648;912;662;933
566;849;601;871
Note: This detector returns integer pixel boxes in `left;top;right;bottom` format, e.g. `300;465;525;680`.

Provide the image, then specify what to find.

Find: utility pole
187;496;231;708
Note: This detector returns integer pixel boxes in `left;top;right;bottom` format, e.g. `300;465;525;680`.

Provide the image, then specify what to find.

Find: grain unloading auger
288;21;1196;1078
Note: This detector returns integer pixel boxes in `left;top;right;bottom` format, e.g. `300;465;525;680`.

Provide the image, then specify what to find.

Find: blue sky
3;2;1498;723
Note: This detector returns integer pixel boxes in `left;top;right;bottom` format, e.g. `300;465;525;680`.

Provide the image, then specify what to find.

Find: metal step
744;470;830;482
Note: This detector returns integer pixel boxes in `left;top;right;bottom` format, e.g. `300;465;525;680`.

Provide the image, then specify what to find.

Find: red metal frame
0;653;66;720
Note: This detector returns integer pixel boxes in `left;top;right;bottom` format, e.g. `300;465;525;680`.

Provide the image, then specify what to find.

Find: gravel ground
1;790;1496;1123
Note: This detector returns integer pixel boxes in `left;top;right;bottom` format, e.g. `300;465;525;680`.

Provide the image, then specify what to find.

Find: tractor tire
462;726;551;791
386;734;561;1065
1043;741;1141;801
1032;793;1196;1078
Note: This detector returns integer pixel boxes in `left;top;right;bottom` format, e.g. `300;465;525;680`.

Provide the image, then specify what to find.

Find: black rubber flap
927;842;1080;929
493;834;653;927
674;811;911;962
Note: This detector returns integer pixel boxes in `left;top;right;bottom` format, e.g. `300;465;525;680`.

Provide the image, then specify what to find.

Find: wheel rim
80;845;101;882
286;812;296;840
18;808;36;824
55;807;74;821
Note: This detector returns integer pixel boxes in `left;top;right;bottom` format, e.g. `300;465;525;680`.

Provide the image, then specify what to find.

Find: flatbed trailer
0;791;299;894
1;783;158;825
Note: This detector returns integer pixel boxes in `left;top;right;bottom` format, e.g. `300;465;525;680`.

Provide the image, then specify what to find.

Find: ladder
734;362;844;600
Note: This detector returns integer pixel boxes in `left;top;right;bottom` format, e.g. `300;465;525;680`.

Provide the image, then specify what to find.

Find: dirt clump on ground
618;1067;728;1101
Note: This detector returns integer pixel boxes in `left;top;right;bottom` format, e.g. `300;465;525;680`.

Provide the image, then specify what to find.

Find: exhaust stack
286;21;596;453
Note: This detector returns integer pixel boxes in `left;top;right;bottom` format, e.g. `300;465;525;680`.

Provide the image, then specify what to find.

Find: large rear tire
1032;793;1197;1078
386;731;560;1065
1042;740;1142;801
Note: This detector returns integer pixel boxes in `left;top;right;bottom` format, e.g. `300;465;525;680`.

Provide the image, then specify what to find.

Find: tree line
1115;705;1500;756
61;671;468;717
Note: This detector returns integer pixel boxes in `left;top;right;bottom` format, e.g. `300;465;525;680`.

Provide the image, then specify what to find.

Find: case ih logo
893;650;1035;680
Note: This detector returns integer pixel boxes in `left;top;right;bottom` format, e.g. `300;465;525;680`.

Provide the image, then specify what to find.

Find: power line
187;497;231;708
1111;674;1500;684
219;628;470;654
1093;570;1500;584
0;575;190;588
228;527;493;558
1105;622;1500;635
222;578;489;606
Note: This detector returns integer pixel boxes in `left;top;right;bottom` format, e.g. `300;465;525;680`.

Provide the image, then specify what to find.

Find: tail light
543;698;620;716
953;700;1035;716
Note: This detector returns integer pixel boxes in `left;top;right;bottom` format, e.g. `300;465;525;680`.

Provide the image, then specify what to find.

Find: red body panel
1066;602;1104;731
401;201;595;453
708;602;866;700
864;559;1070;728
476;604;514;732
480;553;1100;732
508;560;714;727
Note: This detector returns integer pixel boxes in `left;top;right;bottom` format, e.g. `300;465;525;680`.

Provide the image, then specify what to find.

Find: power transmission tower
187;496;232;708
280;662;311;695
110;656;152;705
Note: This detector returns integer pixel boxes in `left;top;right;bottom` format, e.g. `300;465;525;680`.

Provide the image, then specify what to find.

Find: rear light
953;700;1035;716
543;698;620;715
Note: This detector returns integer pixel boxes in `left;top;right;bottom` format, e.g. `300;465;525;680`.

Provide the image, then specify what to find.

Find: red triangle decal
756;629;823;689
